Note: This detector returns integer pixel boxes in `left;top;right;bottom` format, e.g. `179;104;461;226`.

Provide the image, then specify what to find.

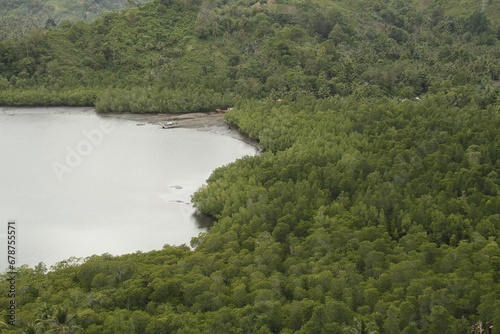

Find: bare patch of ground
103;112;227;129
104;111;261;150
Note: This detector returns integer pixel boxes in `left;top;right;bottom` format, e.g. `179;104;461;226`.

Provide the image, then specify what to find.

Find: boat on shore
160;120;178;129
215;107;233;114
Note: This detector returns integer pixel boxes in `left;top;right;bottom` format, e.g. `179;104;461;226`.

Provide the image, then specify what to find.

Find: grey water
0;107;257;269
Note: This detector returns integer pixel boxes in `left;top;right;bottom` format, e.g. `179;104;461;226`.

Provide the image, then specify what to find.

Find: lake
0;107;257;269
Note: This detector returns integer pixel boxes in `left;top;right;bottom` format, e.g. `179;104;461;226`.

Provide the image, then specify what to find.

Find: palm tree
34;303;53;332
33;304;81;334
22;322;42;334
48;305;81;334
0;311;9;333
343;317;379;334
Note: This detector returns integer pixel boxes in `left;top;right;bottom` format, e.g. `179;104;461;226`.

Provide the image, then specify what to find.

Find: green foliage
0;0;153;41
1;0;500;333
1;0;500;111
94;86;235;113
3;94;499;333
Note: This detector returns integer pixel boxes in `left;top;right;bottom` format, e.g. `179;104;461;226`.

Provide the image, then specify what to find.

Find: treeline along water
0;107;257;269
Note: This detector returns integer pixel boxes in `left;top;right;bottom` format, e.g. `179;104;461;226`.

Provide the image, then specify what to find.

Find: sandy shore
0;107;260;149
103;111;261;150
102;112;228;129
0;107;228;129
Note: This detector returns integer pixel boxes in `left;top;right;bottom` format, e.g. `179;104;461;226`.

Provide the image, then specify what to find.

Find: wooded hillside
0;0;152;42
1;0;500;333
0;0;500;111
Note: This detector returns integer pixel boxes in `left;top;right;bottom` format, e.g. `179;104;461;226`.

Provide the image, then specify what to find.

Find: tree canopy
1;0;500;333
0;0;500;111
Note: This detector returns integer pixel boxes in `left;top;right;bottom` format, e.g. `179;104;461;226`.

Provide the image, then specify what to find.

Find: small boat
215;107;233;114
160;121;178;129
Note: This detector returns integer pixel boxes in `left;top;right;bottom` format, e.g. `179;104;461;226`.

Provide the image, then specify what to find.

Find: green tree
50;305;81;334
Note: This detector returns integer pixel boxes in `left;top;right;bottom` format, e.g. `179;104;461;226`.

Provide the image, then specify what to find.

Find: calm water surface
0;107;256;269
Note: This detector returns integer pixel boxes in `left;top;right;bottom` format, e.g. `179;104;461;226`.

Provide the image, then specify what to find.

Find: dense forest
1;0;500;333
0;0;152;41
1;0;500;110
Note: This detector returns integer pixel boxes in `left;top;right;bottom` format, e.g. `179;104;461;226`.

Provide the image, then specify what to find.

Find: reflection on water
0;107;256;269
192;210;216;229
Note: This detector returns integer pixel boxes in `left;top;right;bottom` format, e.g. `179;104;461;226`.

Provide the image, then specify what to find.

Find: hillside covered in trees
0;0;152;42
1;0;500;110
1;0;500;333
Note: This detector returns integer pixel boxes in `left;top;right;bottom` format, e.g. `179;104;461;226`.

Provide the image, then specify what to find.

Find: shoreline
0;107;258;269
0;106;262;153
0;106;261;149
102;111;262;151
101;111;228;129
0;107;227;129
